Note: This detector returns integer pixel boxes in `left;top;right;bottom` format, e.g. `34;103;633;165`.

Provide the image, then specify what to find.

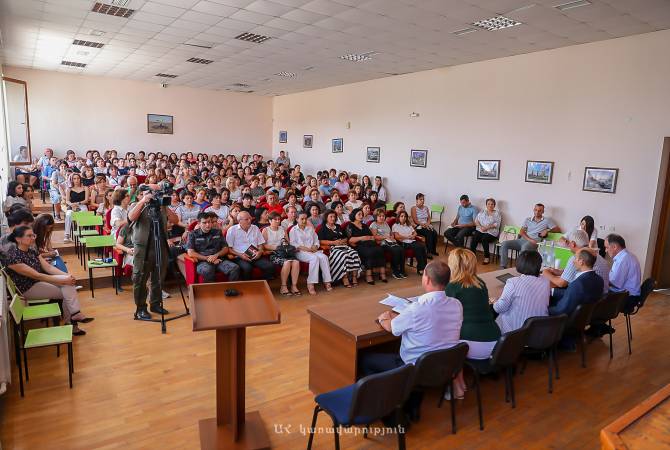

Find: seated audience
469;198;501;264
63;173;89;242
344;190;362;213
175;190;200;230
289;212;332;295
605;233;642;312
492;251;550;333
318;177;333;197
4;226;93;335
187;212;240;282
260;192;284;216
392;211;428;275
204;192;230;223
225;211;274;280
317;210;362;288
370;208;405;279
446;248;500;360
307;204;322;228
1;209;35;255
192;188;210;210
499;203;560;268
444;194;477;249
4;181;27;213
333;172;349;195
49;161;69;220
549;249;604;316
304;188;326;214
368;190;385;210
542;229;610;297
254;207;270;229
347;208;387;284
363;260;462;419
411;193;439;256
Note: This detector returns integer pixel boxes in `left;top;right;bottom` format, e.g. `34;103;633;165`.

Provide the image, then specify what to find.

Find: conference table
307;267;517;395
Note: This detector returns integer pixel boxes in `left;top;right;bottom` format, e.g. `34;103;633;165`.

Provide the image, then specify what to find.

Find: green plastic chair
553;247;572;270
2;268;53;307
430;204;445;234
70;210;95;243
73;214;102;265
83;234;118;298
9;295;74;397
385;202;394;211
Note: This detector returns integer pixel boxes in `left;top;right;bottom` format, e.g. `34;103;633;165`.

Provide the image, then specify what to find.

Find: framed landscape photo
583;167;618;194
410;149;428;168
525;160;554;184
303;135;313;148
147;114;173;134
279;130;287;143
332;138;343;153
477;160;500;180
366;146;380;163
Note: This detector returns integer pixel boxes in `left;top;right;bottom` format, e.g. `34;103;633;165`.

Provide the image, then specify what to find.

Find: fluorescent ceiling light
339;51;377;62
452;28;477;36
472;16;522;31
555;0;592;11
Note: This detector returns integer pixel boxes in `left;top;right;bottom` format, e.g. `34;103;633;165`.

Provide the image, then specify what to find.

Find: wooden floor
1;244;669;450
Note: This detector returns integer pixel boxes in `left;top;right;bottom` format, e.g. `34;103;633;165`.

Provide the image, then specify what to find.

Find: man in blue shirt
605;233;641;312
499;203;560;268
444;195;477;248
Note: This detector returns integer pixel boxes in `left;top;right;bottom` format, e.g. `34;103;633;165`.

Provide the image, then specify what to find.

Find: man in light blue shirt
499;203;560;268
360;261;463;421
605;234;641;311
444;194;477;248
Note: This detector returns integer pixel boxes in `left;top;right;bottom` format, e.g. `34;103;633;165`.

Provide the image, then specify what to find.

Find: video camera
138;181;173;207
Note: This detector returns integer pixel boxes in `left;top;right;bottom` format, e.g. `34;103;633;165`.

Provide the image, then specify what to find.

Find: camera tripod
140;203;190;334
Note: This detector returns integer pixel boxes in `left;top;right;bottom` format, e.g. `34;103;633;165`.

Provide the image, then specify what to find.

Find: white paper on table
380;294;419;313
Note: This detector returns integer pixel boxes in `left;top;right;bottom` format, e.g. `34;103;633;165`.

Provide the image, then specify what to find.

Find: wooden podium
190;280;281;450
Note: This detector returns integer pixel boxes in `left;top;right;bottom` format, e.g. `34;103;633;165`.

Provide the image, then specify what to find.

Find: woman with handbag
370;208;406;279
317;210;362;288
262;212;301;295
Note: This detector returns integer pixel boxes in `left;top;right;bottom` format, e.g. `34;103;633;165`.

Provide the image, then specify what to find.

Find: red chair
103;208;112;235
320;195;331;203
136;175;147;184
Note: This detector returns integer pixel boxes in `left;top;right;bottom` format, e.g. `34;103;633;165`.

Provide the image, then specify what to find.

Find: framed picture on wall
332;138;343;153
147;114;173;134
525;160;554;184
583;167;619;193
303;135;313;148
366;147;380;163
477;160;500;180
410;149;428;168
279;130;287;143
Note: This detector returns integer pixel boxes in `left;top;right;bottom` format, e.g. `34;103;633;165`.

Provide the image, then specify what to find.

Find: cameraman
128;186;179;320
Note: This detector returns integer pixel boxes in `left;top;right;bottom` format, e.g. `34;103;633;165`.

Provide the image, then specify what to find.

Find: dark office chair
590;291;629;359
520;314;568;393
413;342;479;433
306;364;415;450
623;278;655;355
466;326;529;416
564;302;597;368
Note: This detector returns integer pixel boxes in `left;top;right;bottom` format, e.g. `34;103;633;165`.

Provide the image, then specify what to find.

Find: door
652;137;670;288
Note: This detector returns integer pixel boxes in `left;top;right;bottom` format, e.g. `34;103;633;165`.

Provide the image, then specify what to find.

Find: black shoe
392;272;403;280
134;308;152;321
150;305;169;315
417;270;424;276
401;272;408;279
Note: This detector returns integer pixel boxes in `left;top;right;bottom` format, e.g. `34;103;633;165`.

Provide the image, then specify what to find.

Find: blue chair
306;364;415;450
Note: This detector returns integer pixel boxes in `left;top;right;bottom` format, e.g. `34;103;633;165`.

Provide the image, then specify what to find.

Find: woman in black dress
317;210;361;287
346;208;387;284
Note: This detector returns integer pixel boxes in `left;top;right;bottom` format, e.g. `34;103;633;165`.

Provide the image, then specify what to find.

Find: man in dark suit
549;249;604;317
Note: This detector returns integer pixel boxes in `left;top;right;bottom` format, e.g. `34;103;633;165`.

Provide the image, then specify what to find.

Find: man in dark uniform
187;212;240;282
128;187;179;320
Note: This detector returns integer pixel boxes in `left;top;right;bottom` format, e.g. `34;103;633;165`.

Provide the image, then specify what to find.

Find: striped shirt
475;210;501;237
493;275;550;333
609;249;641;296
522;216;556;240
561;253;610;295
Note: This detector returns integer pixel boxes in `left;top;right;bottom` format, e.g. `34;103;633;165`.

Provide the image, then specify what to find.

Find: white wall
3;67;272;159
273;29;670;273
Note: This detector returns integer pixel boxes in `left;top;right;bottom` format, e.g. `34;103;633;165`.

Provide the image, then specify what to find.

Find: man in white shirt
225;211;274;280
360;261;463;422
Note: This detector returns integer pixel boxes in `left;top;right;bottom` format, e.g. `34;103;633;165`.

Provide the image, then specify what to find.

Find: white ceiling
1;0;669;96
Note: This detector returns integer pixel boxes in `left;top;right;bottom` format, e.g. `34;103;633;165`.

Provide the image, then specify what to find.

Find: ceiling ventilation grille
234;32;271;44
61;60;86;68
339;51;376;62
91;2;135;18
472;16;521;31
156;73;178;78
230;83;250;88
73;39;104;48
555;0;592;11
275;71;296;77
187;57;213;64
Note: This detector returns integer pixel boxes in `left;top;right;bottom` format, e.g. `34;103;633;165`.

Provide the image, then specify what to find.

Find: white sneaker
63;237;72;243
162;290;170;299
75;285;83;290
